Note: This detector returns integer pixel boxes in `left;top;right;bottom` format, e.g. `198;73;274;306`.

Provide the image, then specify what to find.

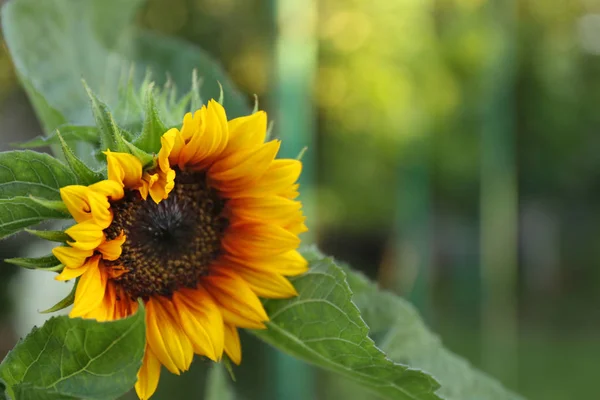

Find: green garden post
480;0;519;387
269;0;317;399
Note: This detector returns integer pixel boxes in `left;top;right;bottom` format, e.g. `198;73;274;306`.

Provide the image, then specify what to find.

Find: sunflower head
48;95;307;399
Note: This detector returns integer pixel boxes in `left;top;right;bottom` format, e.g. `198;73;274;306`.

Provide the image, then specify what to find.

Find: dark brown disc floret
104;171;228;298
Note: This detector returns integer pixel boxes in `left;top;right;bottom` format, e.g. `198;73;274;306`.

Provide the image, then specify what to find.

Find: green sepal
114;65;144;130
133;82;168;154
24;229;71;243
124;138;155;169
190;69;203;112
82;80;130;153
56;130;104;185
217;81;224;105
15;125;99;149
5;254;62;271
40;281;77;314
221;356;237;382
83;80;155;168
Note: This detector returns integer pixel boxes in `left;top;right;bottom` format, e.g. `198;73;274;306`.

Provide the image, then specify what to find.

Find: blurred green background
1;0;599;399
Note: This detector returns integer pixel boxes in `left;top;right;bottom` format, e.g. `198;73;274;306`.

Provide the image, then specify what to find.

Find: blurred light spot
321;11;372;53
316;67;348;108
578;14;600;55
196;0;234;17
230;48;268;94
144;0;187;33
454;0;486;11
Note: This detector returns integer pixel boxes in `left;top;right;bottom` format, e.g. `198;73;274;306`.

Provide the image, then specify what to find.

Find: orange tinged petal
222;223;300;258
223;324;242;365
209;140;280;188
204;270;268;328
227;196;302;225
136;347;162;400
145;298;193;374
214;264;297;299
225;250;309;276
225;159;301;198
97;232;126;261
173;288;224;361
89;179;124;201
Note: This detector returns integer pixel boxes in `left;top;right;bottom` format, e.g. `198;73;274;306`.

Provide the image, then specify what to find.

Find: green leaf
1;0;143;127
56;131;104;185
1;0;251;137
40;281;76;314
252;255;442;400
0;151;77;200
134;83;168;154
16;78;67;135
16;125;99;149
5;254;61;270
300;248;525;400
0;197;70;239
0;306;146;400
0;379;7;400
25;228;71;243
205;364;236;400
343;268;525;400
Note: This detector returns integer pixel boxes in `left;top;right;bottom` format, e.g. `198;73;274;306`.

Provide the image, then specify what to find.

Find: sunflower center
104;171;228;298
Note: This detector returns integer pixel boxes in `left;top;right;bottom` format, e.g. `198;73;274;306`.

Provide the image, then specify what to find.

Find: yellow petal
65;221;104;251
147;168;176;204
223;324;242;365
145;297;193;374
52;245;93;269
97;232;126;261
135;346;162;400
209;140;280;188
204;270;268;328
86;189;113;229
105;150;143;188
224;159;301;198
214;264;297;299
55;258;92;281
222;223;300;258
60;185;92;223
194;100;229;168
158;129;177;173
70;256;107;317
223;110;267;158
89;179;124;201
173;288;224;361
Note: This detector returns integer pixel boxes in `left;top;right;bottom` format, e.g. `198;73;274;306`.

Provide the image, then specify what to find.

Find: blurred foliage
0;0;598;399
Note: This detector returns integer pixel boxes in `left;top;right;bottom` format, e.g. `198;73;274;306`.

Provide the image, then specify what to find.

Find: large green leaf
1;0;250;136
252;255;442;400
0;151;76;200
343;268;525;400
0;307;146;400
300;248;525;400
0;197;70;239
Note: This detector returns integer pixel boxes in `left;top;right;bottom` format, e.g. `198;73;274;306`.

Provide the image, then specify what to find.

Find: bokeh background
0;0;599;399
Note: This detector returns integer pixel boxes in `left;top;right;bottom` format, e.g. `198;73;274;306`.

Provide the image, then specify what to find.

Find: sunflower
51;100;308;399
